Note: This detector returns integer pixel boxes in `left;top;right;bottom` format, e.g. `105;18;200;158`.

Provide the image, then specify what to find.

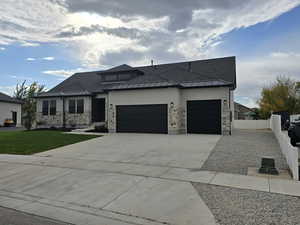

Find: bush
94;125;108;132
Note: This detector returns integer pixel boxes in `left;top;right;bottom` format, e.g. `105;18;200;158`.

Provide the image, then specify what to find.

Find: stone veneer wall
65;111;91;128
36;112;63;128
168;103;182;134
36;96;92;128
222;100;231;135
108;103;115;132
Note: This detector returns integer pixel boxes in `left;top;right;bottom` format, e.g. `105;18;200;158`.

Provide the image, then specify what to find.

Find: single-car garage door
187;100;221;134
116;104;168;134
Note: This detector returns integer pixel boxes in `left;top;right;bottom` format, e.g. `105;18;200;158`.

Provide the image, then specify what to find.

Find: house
0;92;22;127
234;102;255;120
35;56;236;135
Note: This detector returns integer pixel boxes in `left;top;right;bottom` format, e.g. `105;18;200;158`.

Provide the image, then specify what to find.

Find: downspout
62;96;66;128
228;88;232;135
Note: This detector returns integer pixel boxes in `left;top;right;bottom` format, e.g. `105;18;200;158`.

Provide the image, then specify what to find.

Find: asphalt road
0;206;71;225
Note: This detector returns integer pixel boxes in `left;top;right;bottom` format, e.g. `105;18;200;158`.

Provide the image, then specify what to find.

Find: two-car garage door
116;104;168;134
116;100;221;134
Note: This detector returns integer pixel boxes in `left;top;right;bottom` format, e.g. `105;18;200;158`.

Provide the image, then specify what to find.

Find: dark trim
105;83;233;92
105;85;179;92
35;94;92;98
99;69;144;76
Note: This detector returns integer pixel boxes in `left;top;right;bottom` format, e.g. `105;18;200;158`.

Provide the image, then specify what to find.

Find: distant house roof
37;56;236;97
234;102;254;112
0;92;23;104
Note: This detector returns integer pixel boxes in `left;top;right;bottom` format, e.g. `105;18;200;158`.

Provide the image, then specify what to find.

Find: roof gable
0;92;23;104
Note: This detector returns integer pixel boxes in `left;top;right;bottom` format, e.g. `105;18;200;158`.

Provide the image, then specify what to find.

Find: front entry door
92;98;105;122
12;111;17;126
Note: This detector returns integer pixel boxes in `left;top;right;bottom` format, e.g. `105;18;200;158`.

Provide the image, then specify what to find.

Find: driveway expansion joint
0;191;168;225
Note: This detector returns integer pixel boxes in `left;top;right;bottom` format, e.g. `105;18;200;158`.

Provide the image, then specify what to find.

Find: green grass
0;131;100;155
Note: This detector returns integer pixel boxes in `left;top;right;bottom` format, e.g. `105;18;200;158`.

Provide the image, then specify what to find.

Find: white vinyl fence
233;120;270;129
270;114;299;180
290;114;300;123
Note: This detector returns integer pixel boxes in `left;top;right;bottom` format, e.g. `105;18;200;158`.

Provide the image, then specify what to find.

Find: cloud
26;57;55;61
10;75;33;81
42;57;55;61
236;52;300;107
0;0;299;68
42;68;86;77
0;47;5;51
0;85;15;96
20;42;40;47
26;57;36;61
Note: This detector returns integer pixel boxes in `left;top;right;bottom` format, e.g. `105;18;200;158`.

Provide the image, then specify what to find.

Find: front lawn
0;130;100;155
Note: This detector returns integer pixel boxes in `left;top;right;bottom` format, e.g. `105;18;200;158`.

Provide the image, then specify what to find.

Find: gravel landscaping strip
201;129;288;175
193;183;300;225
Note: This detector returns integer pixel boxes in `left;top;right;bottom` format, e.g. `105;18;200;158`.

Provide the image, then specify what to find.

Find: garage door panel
187;100;221;134
116;104;168;134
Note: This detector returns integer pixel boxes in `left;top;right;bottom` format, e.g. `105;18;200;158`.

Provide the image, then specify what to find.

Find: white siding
0;102;22;127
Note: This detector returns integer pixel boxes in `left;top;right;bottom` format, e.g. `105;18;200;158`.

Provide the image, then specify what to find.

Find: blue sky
0;0;300;108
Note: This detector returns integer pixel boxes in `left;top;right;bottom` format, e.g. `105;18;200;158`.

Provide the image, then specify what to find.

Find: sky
0;0;300;108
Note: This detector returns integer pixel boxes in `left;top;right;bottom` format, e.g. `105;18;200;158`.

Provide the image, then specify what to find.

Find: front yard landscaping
0;130;99;155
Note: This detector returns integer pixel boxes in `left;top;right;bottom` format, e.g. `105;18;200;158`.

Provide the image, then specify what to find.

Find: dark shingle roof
0;92;23;104
39;56;236;97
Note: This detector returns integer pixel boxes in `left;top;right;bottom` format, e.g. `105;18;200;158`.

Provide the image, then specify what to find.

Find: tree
14;81;45;130
258;76;300;119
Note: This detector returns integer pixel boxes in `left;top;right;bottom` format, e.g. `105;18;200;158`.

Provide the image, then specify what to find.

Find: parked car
4;118;14;127
288;121;300;146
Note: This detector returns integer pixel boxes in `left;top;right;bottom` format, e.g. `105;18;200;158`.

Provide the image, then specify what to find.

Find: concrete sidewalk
0;132;298;225
0;154;300;197
0;156;217;225
0;206;70;225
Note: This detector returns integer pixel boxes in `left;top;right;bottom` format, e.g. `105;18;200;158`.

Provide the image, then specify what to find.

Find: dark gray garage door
187;100;221;134
116;104;168;134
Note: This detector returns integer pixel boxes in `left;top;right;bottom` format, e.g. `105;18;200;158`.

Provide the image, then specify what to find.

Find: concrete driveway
0;133;221;225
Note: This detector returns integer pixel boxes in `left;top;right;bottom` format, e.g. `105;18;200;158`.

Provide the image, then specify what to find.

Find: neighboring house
0;92;22;127
234;102;254;120
35;56;236;135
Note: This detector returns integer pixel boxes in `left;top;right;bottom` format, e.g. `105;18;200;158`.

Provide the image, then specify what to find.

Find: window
69;99;84;114
42;100;49;115
102;73;133;82
50;100;56;115
104;74;118;81
119;73;132;80
69;100;76;114
77;99;84;114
